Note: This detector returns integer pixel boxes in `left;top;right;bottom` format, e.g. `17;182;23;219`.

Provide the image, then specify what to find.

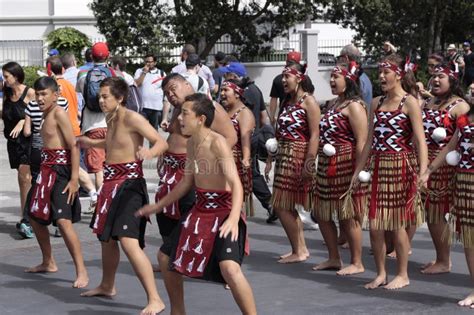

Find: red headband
222;81;245;98
282;67;305;80
332;62;358;82
379;62;404;77
434;64;459;80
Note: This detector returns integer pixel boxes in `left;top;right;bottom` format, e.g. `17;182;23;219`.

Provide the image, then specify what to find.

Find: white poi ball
432;127;447;142
358;170;372;183
323;143;336;156
265;138;278;154
446;150;461;166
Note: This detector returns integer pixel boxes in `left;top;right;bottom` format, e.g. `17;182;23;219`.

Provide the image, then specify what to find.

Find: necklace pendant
194;160;199;174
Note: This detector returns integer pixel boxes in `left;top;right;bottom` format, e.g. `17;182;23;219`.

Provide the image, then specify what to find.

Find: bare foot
140;300;165;315
340;242;349;249
73;271;89;288
80;285;116;297
387;250;412;259
25;262;58;273
152;264;161;273
364;275;387;289
279;250;309;260
420;260;435;270
312;259;342;271
459;291;474;307
336;263;365;276
384;275;410;290
420;261;451;274
278;253;308;264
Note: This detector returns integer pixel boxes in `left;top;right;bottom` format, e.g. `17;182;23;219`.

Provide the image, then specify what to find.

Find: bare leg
78;167;95;192
158;251;185;315
119;237;165;315
384;228;410;290
365;227;387;289
313;219;341;270
422;222;451;274
337;218;365;275
406;225;416;255
25;220;58;273
458;247;474;307
220;260;257;315
56;219;89;288
18;164;31;217
275;208;308;263
279;213;310;260
94;171;104;190
81;240;119;297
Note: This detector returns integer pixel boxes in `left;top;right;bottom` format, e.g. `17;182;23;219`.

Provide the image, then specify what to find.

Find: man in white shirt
171;44;216;93
134;54;168;130
181;54;211;97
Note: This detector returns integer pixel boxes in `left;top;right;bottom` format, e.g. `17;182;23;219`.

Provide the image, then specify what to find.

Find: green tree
324;0;474;57
90;0;322;58
46;27;92;62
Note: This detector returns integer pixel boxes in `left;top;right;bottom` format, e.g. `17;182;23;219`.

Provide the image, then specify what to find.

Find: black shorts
156;188;195;238
7;138;30;169
28;165;81;226
92;178;149;248
161;213;246;284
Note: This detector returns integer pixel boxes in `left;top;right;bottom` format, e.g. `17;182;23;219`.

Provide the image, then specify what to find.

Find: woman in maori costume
220;79;256;216
265;62;320;263
420;104;474;308
313;62;368;275
420;62;470;274
352;54;428;289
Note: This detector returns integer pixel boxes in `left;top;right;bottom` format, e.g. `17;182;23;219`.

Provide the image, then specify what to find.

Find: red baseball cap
287;51;301;63
91;42;109;59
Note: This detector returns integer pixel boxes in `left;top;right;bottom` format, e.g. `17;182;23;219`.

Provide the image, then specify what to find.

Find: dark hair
184;93;215;127
335;62;361;101
288;63;314;94
100;77;129;106
47;56;63;75
34;76;59;92
382;54;418;97
224;78;254;109
162;73;187;90
84;48;92;63
144;53;157;62
433;62;465;98
428;54;443;64
60;52;76;69
110;56;127;71
2;61;25;99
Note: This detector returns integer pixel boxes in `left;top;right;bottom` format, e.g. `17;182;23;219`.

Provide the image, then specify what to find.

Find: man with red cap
76;42;122;192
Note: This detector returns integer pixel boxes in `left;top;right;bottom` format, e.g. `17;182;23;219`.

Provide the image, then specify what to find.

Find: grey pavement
0;133;472;315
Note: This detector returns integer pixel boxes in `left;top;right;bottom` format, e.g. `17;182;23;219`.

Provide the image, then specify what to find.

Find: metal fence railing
0;40;44;66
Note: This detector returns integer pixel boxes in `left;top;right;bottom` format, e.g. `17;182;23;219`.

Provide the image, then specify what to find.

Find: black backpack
84;65;116;112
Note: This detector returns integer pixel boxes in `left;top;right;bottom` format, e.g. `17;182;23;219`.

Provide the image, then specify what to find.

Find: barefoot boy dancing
79;77;168;315
137;93;257;315
27;76;88;288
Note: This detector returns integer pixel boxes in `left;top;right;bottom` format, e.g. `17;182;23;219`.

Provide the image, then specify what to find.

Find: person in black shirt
463;41;474;87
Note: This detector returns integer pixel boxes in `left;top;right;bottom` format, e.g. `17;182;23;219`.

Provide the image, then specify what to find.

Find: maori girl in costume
137;94;256;315
80;77;168;315
352;54;428;290
265;63;320;263
313;62;368;275
420;105;474;308
220;79;256;216
420;62;470;274
26;77;88;289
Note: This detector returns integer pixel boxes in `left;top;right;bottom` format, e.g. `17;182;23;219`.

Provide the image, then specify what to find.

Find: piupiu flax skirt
271;139;314;212
368;151;423;231
453;171;474;248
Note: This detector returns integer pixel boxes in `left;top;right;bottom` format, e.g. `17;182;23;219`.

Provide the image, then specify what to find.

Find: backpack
84;65;115;112
198;76;204;92
126;84;143;113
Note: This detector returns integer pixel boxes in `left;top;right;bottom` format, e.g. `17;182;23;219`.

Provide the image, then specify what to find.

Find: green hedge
23;66;43;88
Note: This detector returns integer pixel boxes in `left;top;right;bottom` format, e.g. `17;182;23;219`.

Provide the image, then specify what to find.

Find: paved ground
0;130;473;315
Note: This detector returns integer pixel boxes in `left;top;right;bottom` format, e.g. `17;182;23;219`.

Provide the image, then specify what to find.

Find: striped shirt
25;98;68;148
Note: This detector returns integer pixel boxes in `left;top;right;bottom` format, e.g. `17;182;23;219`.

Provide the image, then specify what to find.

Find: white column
298;29;319;83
